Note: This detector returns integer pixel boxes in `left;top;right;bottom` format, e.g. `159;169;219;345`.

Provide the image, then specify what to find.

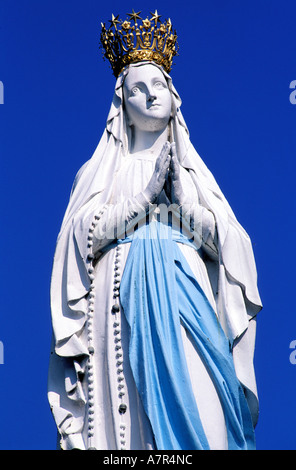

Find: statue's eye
131;87;140;95
154;81;166;90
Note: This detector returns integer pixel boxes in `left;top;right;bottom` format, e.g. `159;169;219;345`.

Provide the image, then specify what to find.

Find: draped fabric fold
120;222;255;450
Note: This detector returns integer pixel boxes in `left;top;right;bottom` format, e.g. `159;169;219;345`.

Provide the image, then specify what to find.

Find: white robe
88;153;228;450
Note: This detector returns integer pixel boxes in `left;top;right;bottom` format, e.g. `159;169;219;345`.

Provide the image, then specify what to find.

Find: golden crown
100;10;178;77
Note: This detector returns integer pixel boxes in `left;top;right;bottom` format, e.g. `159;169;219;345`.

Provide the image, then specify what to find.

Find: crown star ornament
100;10;179;77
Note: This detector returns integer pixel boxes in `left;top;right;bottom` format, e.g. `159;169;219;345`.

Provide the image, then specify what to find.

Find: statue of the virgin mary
48;11;262;450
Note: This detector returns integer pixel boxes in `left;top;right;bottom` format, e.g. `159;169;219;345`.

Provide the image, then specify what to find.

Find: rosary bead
112;303;120;313
118;403;127;414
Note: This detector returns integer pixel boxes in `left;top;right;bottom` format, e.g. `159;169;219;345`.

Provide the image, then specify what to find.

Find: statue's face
123;64;172;132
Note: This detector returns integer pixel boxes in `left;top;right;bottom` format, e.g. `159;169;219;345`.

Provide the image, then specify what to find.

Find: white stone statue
48;13;262;450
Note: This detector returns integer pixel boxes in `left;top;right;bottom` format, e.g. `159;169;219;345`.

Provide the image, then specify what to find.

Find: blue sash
119;222;255;450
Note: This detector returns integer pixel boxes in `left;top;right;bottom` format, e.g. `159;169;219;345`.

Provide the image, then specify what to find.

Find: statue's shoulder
70;160;90;194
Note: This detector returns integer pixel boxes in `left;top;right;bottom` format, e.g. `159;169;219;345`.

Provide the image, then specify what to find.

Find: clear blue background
0;0;295;450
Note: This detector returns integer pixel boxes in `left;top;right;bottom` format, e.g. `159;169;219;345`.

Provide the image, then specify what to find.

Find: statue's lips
147;103;161;109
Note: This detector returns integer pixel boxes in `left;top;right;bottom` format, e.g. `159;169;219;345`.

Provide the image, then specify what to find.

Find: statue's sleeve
178;200;218;259
92;193;153;255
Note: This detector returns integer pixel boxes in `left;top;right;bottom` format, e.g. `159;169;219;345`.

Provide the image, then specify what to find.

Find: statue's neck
129;127;169;158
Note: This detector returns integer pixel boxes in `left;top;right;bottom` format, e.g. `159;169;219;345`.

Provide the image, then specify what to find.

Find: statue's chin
132;115;170;133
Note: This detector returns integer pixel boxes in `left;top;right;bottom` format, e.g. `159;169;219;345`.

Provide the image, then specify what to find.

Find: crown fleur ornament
100;10;178;77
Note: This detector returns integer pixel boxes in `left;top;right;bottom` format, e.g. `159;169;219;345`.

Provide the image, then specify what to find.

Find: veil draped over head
48;62;262;447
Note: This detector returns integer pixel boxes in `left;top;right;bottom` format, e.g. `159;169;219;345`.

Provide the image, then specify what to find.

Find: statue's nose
147;90;157;102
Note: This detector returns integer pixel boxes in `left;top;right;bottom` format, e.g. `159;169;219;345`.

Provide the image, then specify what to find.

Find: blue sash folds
119;222;255;450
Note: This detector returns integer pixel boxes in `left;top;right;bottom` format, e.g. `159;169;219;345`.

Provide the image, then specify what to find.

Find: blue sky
0;0;295;450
